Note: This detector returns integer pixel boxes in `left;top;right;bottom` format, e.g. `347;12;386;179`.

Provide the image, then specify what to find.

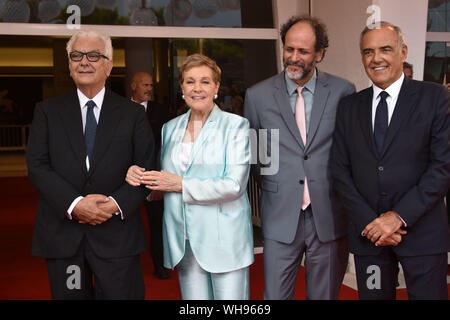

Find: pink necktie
295;86;311;210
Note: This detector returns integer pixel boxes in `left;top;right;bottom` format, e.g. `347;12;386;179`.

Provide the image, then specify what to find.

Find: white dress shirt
371;73;404;131
131;98;148;111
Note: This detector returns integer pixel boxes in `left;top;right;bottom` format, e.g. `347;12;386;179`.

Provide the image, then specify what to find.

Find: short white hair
360;21;406;51
66;29;113;61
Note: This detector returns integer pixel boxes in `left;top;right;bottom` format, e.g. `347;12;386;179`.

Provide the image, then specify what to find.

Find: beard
284;59;315;81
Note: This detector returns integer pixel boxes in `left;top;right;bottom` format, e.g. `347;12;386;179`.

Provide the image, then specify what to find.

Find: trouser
177;240;250;300
145;199;164;270
263;206;349;300
354;248;448;300
46;238;145;300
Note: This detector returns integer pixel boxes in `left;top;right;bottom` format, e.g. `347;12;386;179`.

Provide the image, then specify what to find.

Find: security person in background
131;71;171;279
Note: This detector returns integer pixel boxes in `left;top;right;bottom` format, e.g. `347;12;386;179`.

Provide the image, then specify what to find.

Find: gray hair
66;29;113;61
360;21;406;51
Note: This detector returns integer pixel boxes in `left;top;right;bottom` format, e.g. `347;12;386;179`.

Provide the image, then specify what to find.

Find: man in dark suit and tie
26;29;155;299
244;16;355;299
331;21;450;299
130;71;170;279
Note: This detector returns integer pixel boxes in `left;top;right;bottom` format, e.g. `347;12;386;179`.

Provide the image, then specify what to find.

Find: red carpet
0;177;447;300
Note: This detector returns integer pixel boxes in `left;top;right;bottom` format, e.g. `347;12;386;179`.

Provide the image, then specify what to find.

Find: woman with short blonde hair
126;53;254;300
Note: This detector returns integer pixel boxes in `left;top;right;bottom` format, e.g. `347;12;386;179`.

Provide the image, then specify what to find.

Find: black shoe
154;267;170;280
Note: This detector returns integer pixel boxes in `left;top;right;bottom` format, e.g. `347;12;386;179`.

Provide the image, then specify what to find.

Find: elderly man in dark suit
331;21;450;300
130;71;170;279
26;29;155;299
244;15;355;300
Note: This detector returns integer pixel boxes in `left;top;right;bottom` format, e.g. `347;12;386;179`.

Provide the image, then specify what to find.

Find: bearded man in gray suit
244;16;355;300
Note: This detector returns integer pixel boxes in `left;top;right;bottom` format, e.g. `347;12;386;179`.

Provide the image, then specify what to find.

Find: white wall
272;0;310;72
312;0;371;91
372;0;429;81
272;0;429;90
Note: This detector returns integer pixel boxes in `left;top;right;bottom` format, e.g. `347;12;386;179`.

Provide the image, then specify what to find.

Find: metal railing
248;175;261;227
0;125;31;151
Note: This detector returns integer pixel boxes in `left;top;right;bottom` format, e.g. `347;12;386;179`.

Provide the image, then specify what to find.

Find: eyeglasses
69;51;109;62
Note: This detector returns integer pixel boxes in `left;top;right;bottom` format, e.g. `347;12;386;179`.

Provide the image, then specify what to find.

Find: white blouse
179;142;193;174
179;141;193;240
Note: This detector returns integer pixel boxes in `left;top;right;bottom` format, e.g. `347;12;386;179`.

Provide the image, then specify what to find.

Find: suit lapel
59;90;87;174
88;90;120;174
380;77;418;157
273;74;304;149
357;88;378;157
167;110;189;177
185;105;220;173
306;71;330;150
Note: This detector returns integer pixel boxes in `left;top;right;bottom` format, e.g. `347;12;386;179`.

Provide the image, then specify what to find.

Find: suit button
304;155;309;160
378;166;384;172
299;180;304;184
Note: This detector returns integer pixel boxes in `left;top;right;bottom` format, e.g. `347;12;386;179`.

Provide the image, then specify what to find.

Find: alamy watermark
66;264;81;290
366;265;381;290
366;5;381;29
166;123;280;176
66;5;81;30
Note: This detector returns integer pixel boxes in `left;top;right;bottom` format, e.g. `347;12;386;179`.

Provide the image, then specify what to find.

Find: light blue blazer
161;105;254;273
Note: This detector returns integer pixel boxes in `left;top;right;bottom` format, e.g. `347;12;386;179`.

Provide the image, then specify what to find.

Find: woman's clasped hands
126;165;182;193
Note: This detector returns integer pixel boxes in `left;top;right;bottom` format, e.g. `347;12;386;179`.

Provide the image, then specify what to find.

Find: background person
126;54;254;300
403;61;413;78
131;71;171;279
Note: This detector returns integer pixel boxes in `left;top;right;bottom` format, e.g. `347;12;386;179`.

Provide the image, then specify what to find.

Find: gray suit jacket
244;70;355;244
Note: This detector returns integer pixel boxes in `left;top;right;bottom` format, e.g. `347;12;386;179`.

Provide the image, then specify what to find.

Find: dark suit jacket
331;77;450;256
27;89;155;259
145;100;170;152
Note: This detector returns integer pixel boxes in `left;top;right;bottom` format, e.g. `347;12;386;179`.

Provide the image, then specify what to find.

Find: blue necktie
374;91;389;154
84;100;97;164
